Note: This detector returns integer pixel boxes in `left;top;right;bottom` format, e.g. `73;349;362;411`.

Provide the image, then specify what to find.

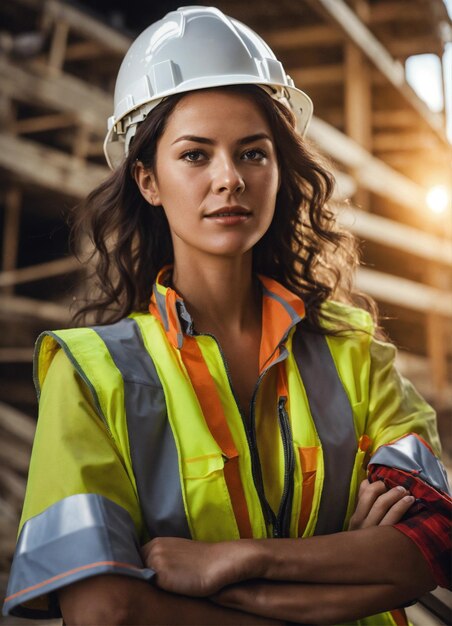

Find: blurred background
0;0;451;623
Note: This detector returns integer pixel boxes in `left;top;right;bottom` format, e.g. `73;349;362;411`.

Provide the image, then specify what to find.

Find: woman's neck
171;254;261;337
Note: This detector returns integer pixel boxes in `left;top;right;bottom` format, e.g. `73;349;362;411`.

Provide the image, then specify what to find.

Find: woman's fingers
348;480;415;530
362;485;412;527
348;480;386;530
379;493;415;526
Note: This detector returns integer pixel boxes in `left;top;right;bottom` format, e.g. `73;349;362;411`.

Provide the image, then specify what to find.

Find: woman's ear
134;161;161;206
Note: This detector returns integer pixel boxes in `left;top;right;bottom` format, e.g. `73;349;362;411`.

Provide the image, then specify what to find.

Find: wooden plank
289;64;344;87
0;56;110;131
1;188;21;296
307;116;427;212
0;431;32;473
355;267;452;316
0;256;82;287
0;468;26;505
0;133;109;199
48;18;69;71
338;207;452;266
261;24;343;49
426;312;447;398
44;0;131;55
369;2;426;23
0;348;34;363
306;0;447;141
73;123;91;159
344;1;372;209
12;112;77;134
345;43;372;148
0;294;71;323
386;36;443;58
64;40;106;61
373;132;441;152
0;401;35;445
372;110;421;128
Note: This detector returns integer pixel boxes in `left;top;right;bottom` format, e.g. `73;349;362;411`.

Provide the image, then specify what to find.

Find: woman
3;6;450;625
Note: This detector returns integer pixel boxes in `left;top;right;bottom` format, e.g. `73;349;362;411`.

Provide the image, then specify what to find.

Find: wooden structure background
0;0;451;623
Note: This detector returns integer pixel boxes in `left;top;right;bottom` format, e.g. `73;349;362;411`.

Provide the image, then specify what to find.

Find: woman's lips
204;206;252;224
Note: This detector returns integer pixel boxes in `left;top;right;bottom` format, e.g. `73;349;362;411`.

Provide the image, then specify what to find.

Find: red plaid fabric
368;464;451;589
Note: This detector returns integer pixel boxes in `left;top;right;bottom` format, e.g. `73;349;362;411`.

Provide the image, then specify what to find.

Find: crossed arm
59;481;435;625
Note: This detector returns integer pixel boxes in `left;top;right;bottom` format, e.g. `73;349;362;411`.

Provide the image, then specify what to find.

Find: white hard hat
103;5;313;169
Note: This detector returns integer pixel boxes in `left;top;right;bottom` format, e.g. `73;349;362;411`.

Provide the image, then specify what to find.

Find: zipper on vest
275;397;295;538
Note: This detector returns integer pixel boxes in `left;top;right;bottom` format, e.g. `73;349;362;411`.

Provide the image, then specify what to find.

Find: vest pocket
297;445;320;537
343;435;373;528
182;453;241;541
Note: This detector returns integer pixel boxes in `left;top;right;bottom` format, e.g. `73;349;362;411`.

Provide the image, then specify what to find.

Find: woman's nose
211;157;245;195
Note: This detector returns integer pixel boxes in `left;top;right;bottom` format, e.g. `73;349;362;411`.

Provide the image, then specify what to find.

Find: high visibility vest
5;273;439;624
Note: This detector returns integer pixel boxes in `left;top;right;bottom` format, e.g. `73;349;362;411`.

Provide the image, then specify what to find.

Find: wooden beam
307;116;428;213
0;56;110;131
305;0;447;142
426;312;448;398
338;207;452;266
369;2;426;23
344;1;372;209
0;348;34;363
387;36;443;59
0;256;82;287
64;40;106;61
1;188;22;296
44;0;130;55
345;43;372;148
0;294;71;323
261;24;343;49
289;64;344;87
48;17;69;72
0;133;109;199
373;132;441;152
0;468;26;506
0;431;32;473
372;110;421;129
332;170;357;200
73;123;91;160
356;267;452;316
12;112;77;134
0;401;35;445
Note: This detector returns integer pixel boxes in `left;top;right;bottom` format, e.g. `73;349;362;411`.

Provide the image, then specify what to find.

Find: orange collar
149;266;305;373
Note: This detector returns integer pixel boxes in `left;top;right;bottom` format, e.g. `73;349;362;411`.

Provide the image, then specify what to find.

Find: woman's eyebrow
172;133;272;145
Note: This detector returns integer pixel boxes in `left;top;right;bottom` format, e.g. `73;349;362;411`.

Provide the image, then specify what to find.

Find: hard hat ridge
104;5;313;169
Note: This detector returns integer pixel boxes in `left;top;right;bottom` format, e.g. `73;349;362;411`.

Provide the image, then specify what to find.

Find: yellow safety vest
4;271;440;624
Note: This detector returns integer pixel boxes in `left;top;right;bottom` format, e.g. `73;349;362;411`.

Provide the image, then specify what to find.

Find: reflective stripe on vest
93;319;191;540
292;327;357;535
90;317;356;538
369;433;450;494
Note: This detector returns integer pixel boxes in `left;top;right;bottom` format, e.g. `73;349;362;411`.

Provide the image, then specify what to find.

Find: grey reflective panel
153;285;169;330
292;327;356;535
369;434;451;494
3;494;154;619
262;285;303;324
93;318;191;539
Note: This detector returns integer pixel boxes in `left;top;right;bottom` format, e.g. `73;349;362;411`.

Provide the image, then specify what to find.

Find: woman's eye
181;150;205;163
242;149;266;161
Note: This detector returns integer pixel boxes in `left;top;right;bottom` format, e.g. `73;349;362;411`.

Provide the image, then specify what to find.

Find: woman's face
137;89;280;263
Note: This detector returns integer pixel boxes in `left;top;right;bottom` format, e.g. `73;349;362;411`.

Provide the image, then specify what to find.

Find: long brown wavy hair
71;84;380;335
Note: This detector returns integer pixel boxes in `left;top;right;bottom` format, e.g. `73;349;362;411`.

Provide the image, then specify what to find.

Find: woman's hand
348;479;415;530
140;537;264;597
